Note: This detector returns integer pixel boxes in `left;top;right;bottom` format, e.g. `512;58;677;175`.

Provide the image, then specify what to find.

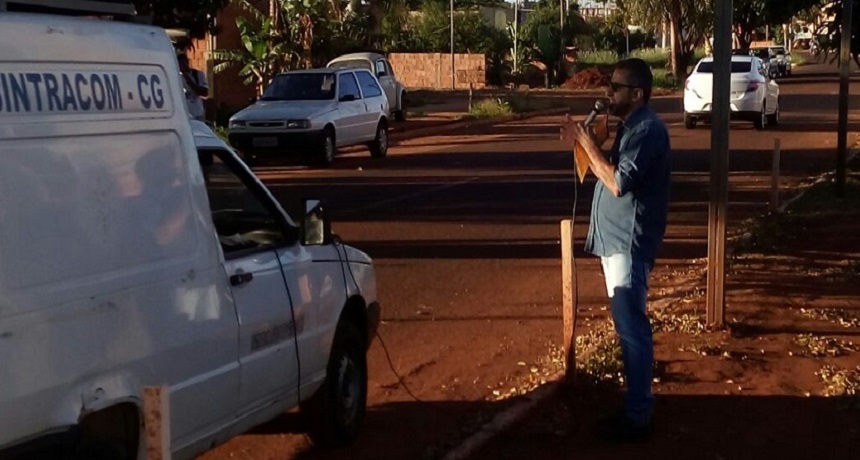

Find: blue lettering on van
0;71;166;114
90;74;106;110
75;74;92;111
104;74;122;110
44;74;62;111
61;74;78;111
150;74;164;109
137;74;165;110
138;74;151;109
0;74;8;112
25;73;44;111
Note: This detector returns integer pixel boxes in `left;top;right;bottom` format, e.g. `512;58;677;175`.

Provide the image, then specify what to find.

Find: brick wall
388;53;486;90
183;2;258;122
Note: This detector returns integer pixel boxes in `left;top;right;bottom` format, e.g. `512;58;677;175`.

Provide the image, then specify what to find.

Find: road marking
358;177;479;211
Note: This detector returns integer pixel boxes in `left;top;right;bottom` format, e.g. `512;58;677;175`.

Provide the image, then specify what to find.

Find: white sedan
228;68;390;166
683;55;780;130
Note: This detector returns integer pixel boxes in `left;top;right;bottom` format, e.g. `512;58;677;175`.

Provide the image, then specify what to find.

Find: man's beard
610;100;631;118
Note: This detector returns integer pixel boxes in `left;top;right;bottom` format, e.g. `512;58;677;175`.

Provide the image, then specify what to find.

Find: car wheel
368;121;388;159
318;127;336;167
301;320;367;448
394;93;406;122
684;112;696;129
754;101;767;130
767;98;780;126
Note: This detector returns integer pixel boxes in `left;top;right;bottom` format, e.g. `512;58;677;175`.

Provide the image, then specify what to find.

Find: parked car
683;55;780;130
228;68;390;166
770;45;792;76
328;52;407;122
749;47;779;78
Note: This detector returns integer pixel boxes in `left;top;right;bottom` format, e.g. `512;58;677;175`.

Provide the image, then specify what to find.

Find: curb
438;372;564;460
390;107;571;145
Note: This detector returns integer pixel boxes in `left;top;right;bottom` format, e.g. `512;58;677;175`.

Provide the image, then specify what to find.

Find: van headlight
229;120;247;129
286;120;311;129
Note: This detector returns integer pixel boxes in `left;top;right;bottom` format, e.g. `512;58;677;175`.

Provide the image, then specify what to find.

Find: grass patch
575;322;624;385
577;50;618;68
678;337;724;356
799;308;860;328
469;98;513;118
652;307;706;334
505;92;568;113
630;48;669;68
731;211;805;254
817;365;860;396
652;68;678;89
794;334;858;357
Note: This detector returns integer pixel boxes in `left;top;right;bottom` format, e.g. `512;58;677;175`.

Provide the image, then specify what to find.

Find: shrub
469;98;513;118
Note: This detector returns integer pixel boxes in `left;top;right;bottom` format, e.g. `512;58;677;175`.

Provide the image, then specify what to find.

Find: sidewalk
467;159;860;459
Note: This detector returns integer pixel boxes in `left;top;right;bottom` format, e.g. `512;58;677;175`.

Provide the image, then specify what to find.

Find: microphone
583;99;606;127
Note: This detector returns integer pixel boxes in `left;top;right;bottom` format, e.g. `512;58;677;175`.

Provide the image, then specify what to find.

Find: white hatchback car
328;52;407;122
684;55;780;130
228;68;389;166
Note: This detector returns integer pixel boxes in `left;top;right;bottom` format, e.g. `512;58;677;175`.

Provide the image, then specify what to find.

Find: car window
375;60;387;77
199;147;291;256
696;61;752;73
385;60;396;78
356;71;383;98
328;59;373;72
262;73;336;101
338;72;362;100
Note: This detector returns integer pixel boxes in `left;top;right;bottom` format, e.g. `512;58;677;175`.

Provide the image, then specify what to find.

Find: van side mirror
339;94;356;102
301;199;332;246
377;71;388;78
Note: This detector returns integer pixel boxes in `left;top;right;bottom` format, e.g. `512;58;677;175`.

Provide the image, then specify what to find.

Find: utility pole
513;0;518;76
837;0;853;196
450;0;455;89
707;0;732;328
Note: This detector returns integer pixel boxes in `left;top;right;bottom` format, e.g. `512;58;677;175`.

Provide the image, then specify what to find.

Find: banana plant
210;15;292;96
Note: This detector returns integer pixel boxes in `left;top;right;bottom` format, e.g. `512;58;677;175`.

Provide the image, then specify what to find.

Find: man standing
562;58;671;442
178;53;209;121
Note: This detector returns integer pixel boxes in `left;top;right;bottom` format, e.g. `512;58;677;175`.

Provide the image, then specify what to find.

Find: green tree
621;0;712;80
134;0;229;40
733;0;824;48
521;2;587;86
210;14;290;96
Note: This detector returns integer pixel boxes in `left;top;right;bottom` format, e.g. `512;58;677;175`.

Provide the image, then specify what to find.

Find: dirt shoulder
470;159;860;459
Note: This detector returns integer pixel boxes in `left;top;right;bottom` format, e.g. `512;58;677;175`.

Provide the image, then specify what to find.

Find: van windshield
261;73;336;101
696;61;752;73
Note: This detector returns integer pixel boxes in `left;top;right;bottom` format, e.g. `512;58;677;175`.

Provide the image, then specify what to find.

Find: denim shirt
584;105;671;265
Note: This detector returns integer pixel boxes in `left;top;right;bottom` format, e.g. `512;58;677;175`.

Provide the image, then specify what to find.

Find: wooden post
770;138;781;212
144;386;170;460
561;219;576;380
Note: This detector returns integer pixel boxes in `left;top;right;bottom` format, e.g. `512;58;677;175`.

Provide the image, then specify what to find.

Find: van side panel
0;13;241;455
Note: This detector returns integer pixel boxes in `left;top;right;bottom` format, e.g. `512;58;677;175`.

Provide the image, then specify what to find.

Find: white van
0;9;380;460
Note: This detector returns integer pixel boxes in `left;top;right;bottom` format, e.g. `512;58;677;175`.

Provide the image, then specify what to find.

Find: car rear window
261;73;336;101
696;61;752;73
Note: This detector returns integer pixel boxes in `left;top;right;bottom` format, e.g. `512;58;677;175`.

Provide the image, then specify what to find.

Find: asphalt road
200;57;860;460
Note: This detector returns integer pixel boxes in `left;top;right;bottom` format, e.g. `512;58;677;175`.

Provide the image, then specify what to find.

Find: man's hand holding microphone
561;99;610;183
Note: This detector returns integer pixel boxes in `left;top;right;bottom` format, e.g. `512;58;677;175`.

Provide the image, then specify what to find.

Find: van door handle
230;272;254;286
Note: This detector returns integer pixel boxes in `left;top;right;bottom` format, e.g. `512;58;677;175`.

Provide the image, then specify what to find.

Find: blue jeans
600;253;654;425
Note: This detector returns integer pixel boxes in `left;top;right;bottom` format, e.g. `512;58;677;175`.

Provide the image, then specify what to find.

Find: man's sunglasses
609;82;639;92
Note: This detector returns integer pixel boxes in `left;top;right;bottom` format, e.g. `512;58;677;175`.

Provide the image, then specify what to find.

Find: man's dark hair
615;58;653;103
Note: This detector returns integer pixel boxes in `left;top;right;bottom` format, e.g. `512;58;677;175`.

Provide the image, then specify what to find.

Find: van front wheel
301;320;367;448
